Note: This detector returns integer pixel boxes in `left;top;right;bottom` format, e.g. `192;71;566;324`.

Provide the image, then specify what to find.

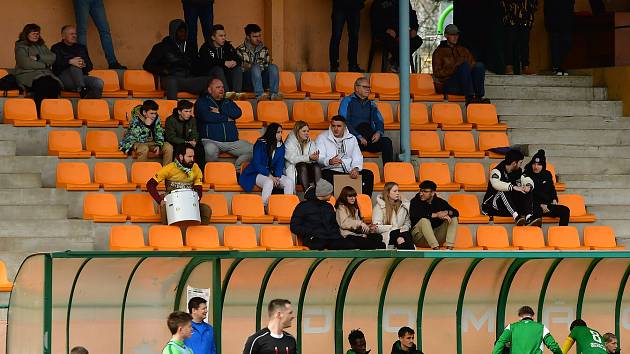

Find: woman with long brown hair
284;120;321;190
335;186;384;249
372;182;414;249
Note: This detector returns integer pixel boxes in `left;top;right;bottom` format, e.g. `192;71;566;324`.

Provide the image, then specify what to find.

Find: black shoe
79;87;88;99
476;96;491;104
109;62;127;70
526;215;543;227
330;65;339;72
465;96;475;106
349;65;365;73
515;216;526;226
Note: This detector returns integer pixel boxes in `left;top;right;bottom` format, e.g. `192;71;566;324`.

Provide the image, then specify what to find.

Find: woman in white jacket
372;182;415;249
284;121;322;189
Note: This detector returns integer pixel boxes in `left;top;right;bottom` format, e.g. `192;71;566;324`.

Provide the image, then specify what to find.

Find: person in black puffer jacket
523;149;570;226
198;24;243;95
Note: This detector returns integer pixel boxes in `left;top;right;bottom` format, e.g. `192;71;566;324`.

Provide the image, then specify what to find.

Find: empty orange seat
200;194;237;223
384;162;417;191
0;69;20;97
357;194;373;223
375;101;399;130
56;162;99;190
453;226;483;250
583;226;624;250
86;130;126;158
300;72;340;99
121;193;160;222
113;99;142;126
546;163;566;191
370;73;399;100
204;162;242;191
291;101;328;129
418;162;460;191
404;103;438;130
41;99;82;127
268;194;300;223
261;225;304;250
232;194;274;223
185;226;229;250
557;194;597;222
3;98;45;126
444;132;484;158
83;192;126;222
48;130;91;158
410;131;449;157
154;99;178;121
448;194;490;223
131;162;165;190
78;99;118;127
0;260;14;292
466;104;507;131
512;226;554;250
476;225;518;250
94;162;136;190
223;225;266;250
123;70;164;98
279;72;306;99
547;226;588;250
410;73;443;101
239;130;260;144
431;103;472;130
363;162;384;191
149;225;192;251
478;132;510;158
234;100;263;128
327;101;341;120
257;101;289;124
109;225;152;251
454;163;487;191
89;69;128;97
334;72;365;96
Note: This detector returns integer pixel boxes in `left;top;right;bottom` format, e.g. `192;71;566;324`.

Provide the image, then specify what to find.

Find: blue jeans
243;63;279;96
183;2;214;53
74;0;118;65
443;61;485;99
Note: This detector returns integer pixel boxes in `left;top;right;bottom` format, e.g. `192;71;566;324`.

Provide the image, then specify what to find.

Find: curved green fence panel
50;258;86;354
503;259;556;328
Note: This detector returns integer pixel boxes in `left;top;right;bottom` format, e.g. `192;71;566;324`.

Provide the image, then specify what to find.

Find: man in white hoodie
316;115;374;196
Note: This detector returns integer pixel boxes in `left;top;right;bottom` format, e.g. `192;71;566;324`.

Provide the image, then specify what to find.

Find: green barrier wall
6;251;630;354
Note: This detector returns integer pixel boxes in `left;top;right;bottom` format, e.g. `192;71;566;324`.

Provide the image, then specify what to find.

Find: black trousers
504;26;531;67
549;30;572;70
390;230;415;250
346;234;386;250
359;136;394;165
194;142;206;171
380;33;423;67
321;168;374;196
534;203;570;226
296;162;322;188
329;7;361;69
303;236;356;250
482;190;533;218
30;76;61;113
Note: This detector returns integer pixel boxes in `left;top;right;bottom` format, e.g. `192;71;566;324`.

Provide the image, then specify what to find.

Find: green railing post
213;258;222;354
398;0;411;162
43;255;53;354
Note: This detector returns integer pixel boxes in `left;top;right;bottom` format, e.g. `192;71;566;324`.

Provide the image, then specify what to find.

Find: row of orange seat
0;260;13;292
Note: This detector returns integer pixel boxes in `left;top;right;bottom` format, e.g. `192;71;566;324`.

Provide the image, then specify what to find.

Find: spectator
73;0;126;70
51;25;103;99
184;297;216;354
409;180;459;250
492;306;562;354
70;347;89;354
432;24;489;105
284;121;322;190
481;149;541;226
561;319;608;354
198;24;243;98
119;100;174;165
371;0;422;73
392;327;422;354
290;179;356;250
162;311;194;354
14;24;62;111
336;186;385;249
329;0;366;72
182;0;214;55
347;329;369;354
195;78;252;172
373;182;414;250
144;19;210;100
239;123;294;206
545;0;574;75
603;333;619;354
236;24;281;101
523;149;570;226
501;0;538;75
165;100;206;170
242;299;297;354
339;77;393;165
317;116;374;196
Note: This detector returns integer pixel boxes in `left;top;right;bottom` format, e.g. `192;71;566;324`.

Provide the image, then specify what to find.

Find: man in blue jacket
338;77;394;164
195;78;252;172
184;297;216;354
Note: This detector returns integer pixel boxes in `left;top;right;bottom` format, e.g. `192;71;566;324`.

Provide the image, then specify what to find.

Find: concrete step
0;173;42;188
569;189;630;205
494;100;623;117
501;116;630;130
544;157;630;175
560;174;630;188
485;74;593;87
0;205;68;220
524;145;630;158
0;220;93;238
509;129;630;145
0;141;16;156
0;188;68;205
486;86;607;101
589;205;630;220
0;156;56;174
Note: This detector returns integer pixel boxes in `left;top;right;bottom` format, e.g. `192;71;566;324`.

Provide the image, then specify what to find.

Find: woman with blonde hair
335;186;385;249
284;120;321;189
372;182;414;249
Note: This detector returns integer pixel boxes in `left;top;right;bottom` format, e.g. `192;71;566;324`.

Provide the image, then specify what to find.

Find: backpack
0;74;20;96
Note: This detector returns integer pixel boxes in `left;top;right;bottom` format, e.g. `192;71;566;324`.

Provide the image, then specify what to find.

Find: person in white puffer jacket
284;121;321;190
372;182;415;249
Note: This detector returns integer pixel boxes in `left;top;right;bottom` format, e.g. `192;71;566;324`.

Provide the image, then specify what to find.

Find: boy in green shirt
163;311;194;354
492;306;563;354
561;319;608;354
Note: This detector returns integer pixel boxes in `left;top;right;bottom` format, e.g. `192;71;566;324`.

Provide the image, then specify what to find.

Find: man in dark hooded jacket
523;149;570;226
143;19;210;100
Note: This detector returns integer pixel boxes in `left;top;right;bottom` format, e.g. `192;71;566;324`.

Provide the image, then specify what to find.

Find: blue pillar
399;0;411;162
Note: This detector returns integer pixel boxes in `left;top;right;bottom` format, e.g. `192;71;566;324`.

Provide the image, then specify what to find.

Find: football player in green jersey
492;306;563;354
561;320;608;354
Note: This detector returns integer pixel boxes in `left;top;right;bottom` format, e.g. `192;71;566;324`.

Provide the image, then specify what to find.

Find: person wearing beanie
523;150;570;226
482;149;541;226
290;179;356;250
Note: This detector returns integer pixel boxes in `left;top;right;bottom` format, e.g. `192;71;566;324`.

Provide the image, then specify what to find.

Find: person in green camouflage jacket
119;100;173;165
492;306;563;354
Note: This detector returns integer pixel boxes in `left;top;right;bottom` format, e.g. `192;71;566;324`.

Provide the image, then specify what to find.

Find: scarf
175;159;193;177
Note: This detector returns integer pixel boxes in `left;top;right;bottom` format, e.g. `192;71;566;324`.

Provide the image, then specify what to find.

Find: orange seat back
375;101;395;124
363;162;382;185
454;163;486;185
454;226;474;248
334;72;364;95
235;100;255;123
78;99;111;121
584;226;618;248
547;226;582;249
186;226;221;248
444;132;477;152
122;193;157;217
467;104;498;125
90;69;122;92
547;163;559;184
419;162;453;186
557;194;588;217
109;225;146;249
204;162;238;185
407;103;430;124
268;194;300;219
431;103;464;125
223;225;259;249
41;99;74;121
131;162;162;186
113;99;143;123
411;131;442;152
357;194;373;220
448;194;482;218
200;194;231;216
154;99;178;121
86;130;120;153
384;162;416;185
57;162;92;187
149;225;184;248
257;101;289;123
370;73;399;95
512;226;546;248
232;194;267;217
327;101;341;119
261;225;295;248
4;98;38;121
279;72;299;93
292;101;325;124
476;225;510;248
83;193;120;219
124;70;157;91
239;130;260;144
301;72;333;94
94;162;130;185
478;132;510;151
49;130;84;153
410;73;435;95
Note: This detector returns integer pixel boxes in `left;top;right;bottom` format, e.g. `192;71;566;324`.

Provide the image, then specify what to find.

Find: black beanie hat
531;149;547;170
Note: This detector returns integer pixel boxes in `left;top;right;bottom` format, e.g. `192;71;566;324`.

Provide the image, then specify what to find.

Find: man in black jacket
51;25;103;98
143;19;210;100
198;24;243;98
290;179;356;250
391;327;422;354
409;180;459;250
165;100;206;170
329;0;365;72
523;150;570;226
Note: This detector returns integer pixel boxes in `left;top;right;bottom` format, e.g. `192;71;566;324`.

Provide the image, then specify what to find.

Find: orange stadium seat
234;100;263;128
200;194;238;223
300;72;340;99
149;225;192;250
279;72;306;99
86;130;126;158
431;103;472;130
185;226;229;250
476;225;518;250
478;132;510;158
3;98;45;126
410;73;442;101
94;162;136;191
466;104;507;131
444;132;485;158
268;194;300;223
327;101;341;120
123;70;164;98
109;225;152;251
453;226;483;250
82;192;126;222
239;130;260;144
512;226;554;250
257;101;290;124
291;101;328;129
448;194;490;223
410;131;449;157
204;162;242;191
384;162;417;191
232;194;274;223
154;100;178;121
0;261;14;292
376;101;399;130
557;194;597;222
418;162;460;191
261;225;304;250
78;99;118;127
583;226;624;250
113;99;142;126
546;163;566;191
48;130;91;158
89;69;128;97
223;225;266;250
370;73;399;100
334;72;365;96
41;99;82;127
547;226;588;250
357;194;373;223
363;162;384;191
56;162;99;190
121;193;161;222
0;69;20;97
131;162;164;190
454;163;487;191
405;103;438;130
